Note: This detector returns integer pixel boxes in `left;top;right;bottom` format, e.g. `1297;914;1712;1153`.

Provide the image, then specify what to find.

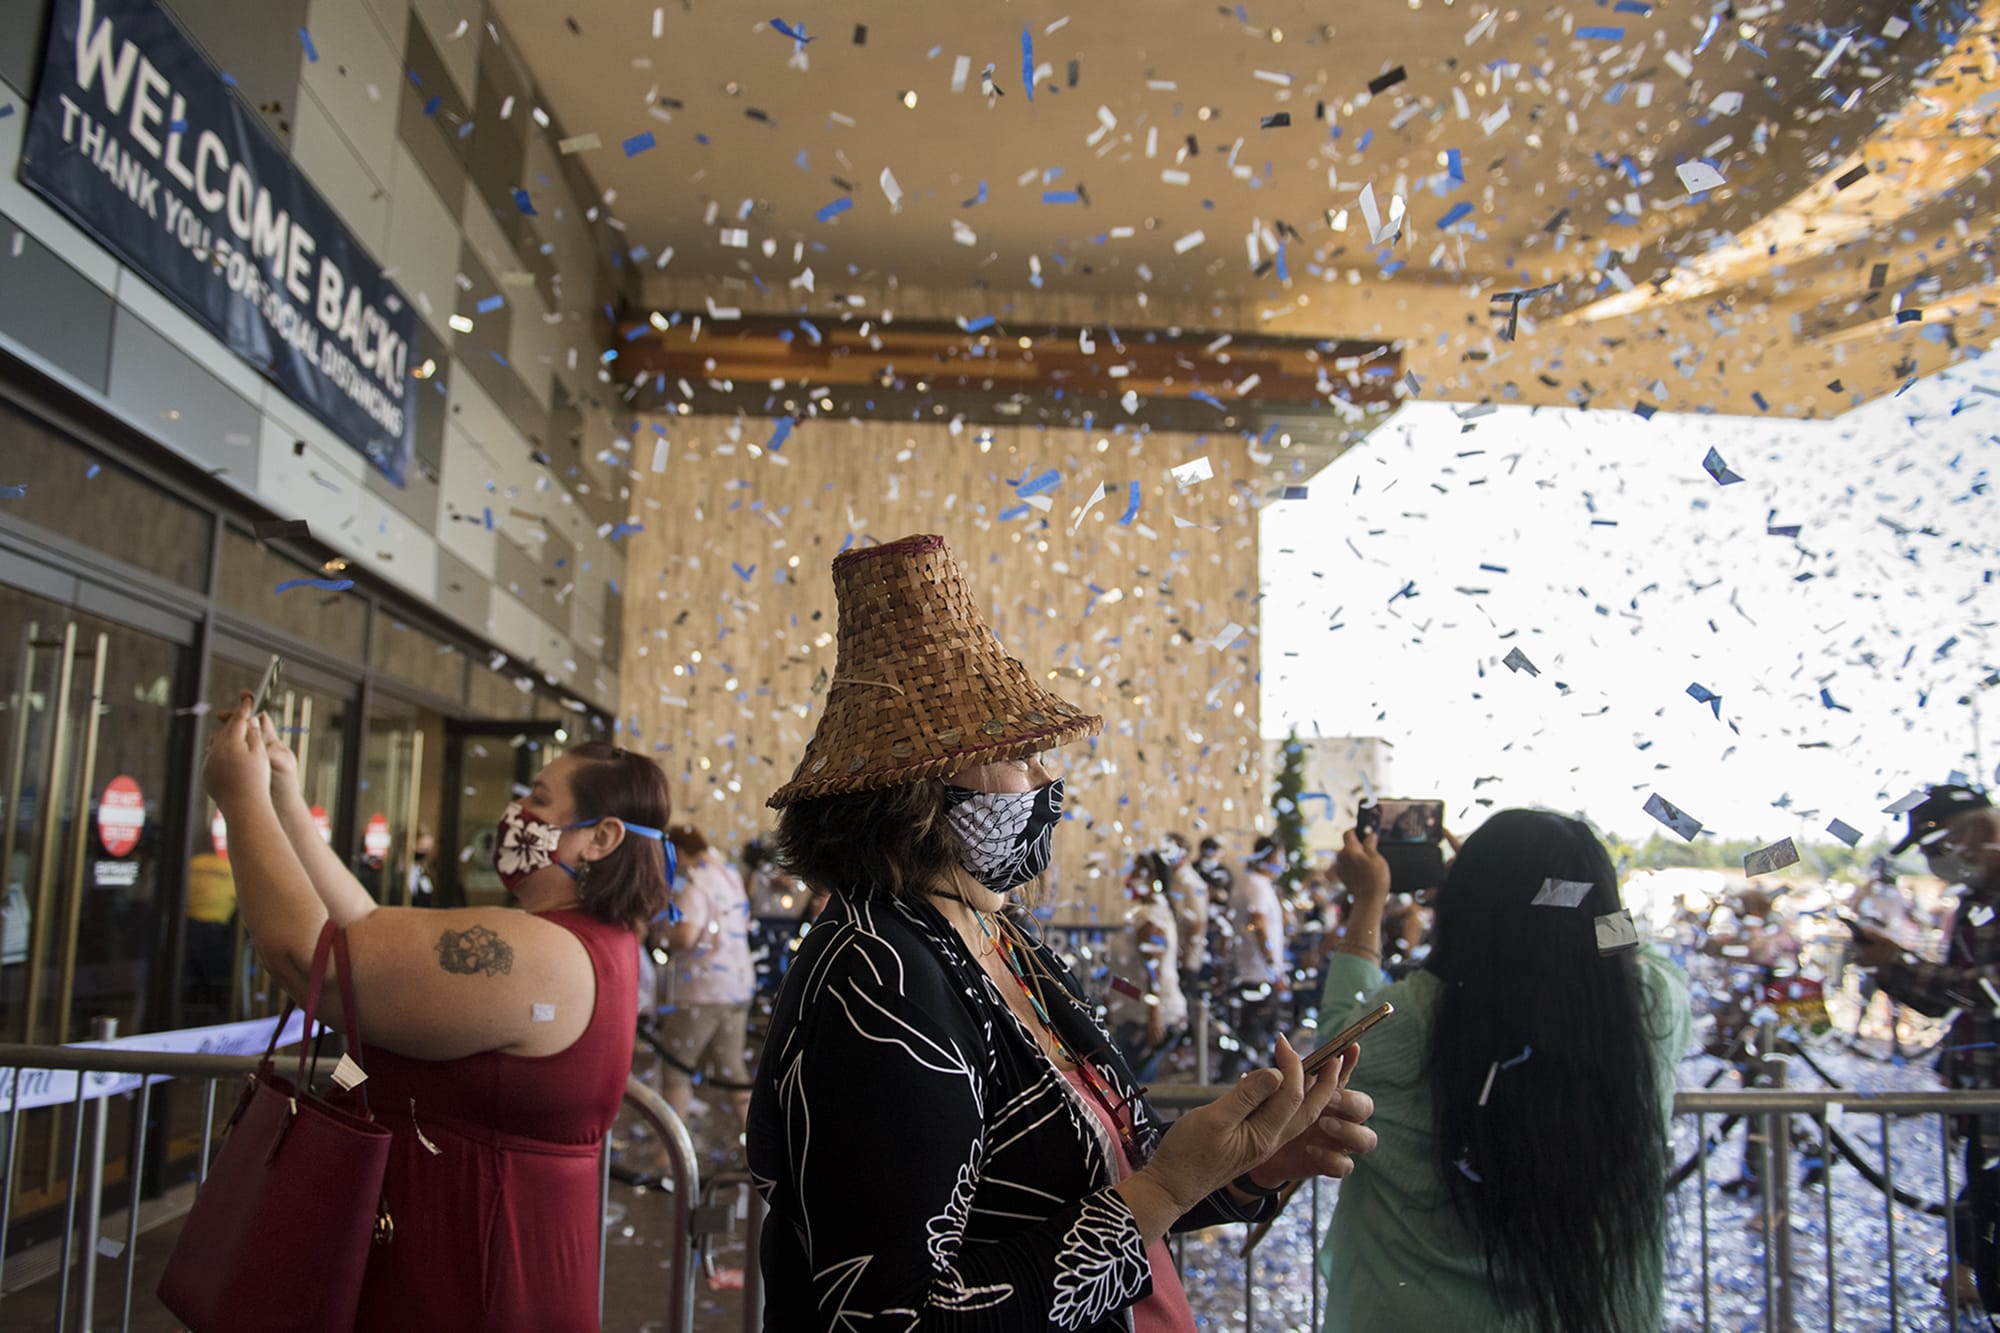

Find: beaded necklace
964;905;1139;1148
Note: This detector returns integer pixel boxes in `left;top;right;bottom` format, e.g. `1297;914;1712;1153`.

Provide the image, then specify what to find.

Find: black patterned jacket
748;890;1275;1331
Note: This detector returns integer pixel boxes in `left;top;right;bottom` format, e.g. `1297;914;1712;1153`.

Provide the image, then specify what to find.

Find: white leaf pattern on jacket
927;1139;981;1270
1049;1193;1149;1329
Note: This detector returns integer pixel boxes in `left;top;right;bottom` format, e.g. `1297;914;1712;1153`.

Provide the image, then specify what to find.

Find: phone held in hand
1302;1001;1394;1077
252;654;283;716
1355;799;1448;893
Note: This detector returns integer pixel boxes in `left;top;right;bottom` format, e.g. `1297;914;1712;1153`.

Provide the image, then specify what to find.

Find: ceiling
491;0;1996;428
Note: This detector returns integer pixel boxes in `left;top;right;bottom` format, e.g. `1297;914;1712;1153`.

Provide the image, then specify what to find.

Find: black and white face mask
943;778;1066;893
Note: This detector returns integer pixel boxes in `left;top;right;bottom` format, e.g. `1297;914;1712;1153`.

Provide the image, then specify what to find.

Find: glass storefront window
214;528;367;661
0;399;212;590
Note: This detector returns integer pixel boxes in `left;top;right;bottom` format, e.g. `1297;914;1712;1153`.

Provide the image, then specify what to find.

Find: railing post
1194;996;1211;1087
78;1017;115;1333
1758;1020;1795;1332
743;1186;765;1333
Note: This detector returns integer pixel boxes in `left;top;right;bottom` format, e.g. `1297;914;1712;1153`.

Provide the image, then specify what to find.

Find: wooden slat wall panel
616;417;1267;926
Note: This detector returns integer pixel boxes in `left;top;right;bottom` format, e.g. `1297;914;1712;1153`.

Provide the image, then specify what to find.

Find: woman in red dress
202;697;672;1332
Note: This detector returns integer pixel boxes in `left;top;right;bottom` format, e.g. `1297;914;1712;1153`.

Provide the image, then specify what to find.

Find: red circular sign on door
211;809;228;859
310;805;332;843
364;813;391;863
97;776;145;857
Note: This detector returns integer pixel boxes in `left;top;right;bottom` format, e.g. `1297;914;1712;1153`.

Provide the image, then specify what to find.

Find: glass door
440;721;565;909
197;652;353;1024
0;581;190;1216
361;696;445;909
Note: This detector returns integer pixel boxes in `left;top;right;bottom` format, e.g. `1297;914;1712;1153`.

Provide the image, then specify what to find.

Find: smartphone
1360;799;1445;845
1302;1001;1394;1078
251;654;284;716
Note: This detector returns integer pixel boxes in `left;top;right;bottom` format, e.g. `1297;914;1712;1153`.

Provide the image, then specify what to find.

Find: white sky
1259;362;2000;844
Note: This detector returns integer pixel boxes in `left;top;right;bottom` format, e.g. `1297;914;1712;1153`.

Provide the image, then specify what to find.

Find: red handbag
159;922;393;1333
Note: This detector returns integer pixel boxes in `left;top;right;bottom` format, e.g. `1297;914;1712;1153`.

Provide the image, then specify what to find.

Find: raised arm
256;711;377;925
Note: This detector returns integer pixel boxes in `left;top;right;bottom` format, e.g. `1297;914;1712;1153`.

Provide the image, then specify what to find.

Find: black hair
1424;809;1670;1333
773;781;960;905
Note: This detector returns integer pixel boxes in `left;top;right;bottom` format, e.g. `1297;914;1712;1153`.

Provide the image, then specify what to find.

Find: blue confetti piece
1042;190;1081;204
0;483;24;499
1820;687;1850;713
1446;148;1463;181
1614;0;1652;11
1188;391;1225;409
1275;241;1288;282
1022;28;1035;102
476;294;504;314
731;562;757;582
457;120;475;138
510;187;537;215
298;28;317;62
1686;683;1722;718
964;314;996;333
1437;201;1473;229
623;131;656;156
1751;391;1769;412
274;577;354;594
1281;485;1308;500
482;506;494;530
1633;402;1657;420
1700;447;1743;485
84;464;100;479
768;415;796;451
1478;563;1508;573
770;17;815;44
0;106;15;122
1119;482;1140;525
998;503;1031;522
423;95;441;117
962;180;988;207
608;522;645;541
1576;25;1625;40
219;72;237;88
1014;468;1061;498
816;196;854;223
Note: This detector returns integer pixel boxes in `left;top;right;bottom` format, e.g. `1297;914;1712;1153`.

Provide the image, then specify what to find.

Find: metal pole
1763;1024;1794;1333
55;1074;87;1333
1697;1111;1712;1333
79;1018;115;1332
1881;1112;1899;1333
598;1137;610;1326
1943;1111;1958;1329
1822;1110;1835;1333
0;1060;19;1316
743;1186;765;1333
1243;1221;1254;1332
196;1081;216;1187
118;1079;150;1333
1309;1175;1322;1331
1194;996;1211;1086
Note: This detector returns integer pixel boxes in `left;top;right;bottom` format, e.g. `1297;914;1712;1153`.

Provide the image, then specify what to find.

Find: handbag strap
289;921;377;1119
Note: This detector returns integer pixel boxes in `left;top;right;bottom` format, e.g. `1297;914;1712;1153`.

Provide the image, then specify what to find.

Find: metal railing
0;1040;701;1332
1143;1080;2000;1333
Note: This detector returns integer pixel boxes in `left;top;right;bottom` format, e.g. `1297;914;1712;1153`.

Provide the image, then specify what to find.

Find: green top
1315;945;1690;1333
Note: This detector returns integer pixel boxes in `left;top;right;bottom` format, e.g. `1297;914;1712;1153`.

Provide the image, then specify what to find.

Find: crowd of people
196;530;2000;1331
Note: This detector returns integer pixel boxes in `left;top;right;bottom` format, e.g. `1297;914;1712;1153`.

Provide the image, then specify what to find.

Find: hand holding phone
251;655;283;717
1302;1001;1394;1079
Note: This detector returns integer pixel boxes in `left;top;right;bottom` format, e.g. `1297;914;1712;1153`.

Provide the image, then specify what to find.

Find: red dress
353;910;637;1333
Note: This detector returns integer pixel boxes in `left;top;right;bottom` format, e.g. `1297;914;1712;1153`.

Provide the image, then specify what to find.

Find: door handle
0;622;48;998
54;632;109;1047
20;623;77;1052
404;727;425;909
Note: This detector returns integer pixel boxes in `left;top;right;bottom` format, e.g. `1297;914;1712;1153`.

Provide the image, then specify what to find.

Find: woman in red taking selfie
201;694;673;1333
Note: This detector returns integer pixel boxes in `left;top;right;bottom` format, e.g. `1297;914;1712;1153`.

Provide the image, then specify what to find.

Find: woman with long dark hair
1317;809;1690;1332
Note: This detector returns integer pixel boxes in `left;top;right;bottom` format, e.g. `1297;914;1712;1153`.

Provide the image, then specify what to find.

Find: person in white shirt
1160;832;1210;994
1226;838;1289;1078
660;825;756;1129
1106;855;1189;1082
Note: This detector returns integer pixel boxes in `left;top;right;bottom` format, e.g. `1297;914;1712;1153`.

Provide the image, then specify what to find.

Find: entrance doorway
439;721;566;909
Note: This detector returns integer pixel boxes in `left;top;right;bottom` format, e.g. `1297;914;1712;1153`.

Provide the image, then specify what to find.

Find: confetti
1642;793;1702;841
298;28;318;62
1531;878;1594;908
273;578;354;595
1209;621;1246;651
816;196;854;223
1834;164;1869;191
1021;27;1035;102
1700;447;1744;485
1500;647;1539;676
1675;161;1726;195
1366;66;1407;96
0;484;25;499
1827;819;1863;847
769;18;814;44
1169;456;1214;487
623;131;657;156
511;187;536;215
558;133;602;154
1686;683;1722;718
1744;837;1800;877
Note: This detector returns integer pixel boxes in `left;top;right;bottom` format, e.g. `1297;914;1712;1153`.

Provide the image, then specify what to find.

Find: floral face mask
493;800;673;894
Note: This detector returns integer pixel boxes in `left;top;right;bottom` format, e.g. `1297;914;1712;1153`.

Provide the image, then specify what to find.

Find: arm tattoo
435;925;514;977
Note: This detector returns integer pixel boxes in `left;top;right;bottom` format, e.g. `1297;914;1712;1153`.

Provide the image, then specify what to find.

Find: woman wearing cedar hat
747;534;1379;1331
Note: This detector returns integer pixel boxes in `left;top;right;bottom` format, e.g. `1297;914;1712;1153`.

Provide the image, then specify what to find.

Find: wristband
1232;1172;1285;1198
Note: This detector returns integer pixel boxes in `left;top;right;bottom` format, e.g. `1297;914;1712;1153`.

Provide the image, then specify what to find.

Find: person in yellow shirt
184;849;236;1012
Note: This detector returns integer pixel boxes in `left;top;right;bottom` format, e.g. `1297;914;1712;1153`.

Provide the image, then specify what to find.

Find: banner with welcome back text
20;0;418;487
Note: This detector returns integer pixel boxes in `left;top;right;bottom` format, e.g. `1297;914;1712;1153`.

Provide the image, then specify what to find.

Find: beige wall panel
618;418;1268;927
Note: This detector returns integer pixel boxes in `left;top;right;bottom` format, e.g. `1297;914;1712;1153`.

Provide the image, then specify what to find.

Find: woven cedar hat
767;534;1103;808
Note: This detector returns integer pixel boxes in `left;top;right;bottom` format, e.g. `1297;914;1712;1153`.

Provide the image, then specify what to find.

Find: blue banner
20;0;417;486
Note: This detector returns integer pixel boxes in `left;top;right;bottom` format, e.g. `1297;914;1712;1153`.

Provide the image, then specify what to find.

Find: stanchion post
78;1017;115;1333
1760;1021;1795;1332
1194;996;1211;1087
